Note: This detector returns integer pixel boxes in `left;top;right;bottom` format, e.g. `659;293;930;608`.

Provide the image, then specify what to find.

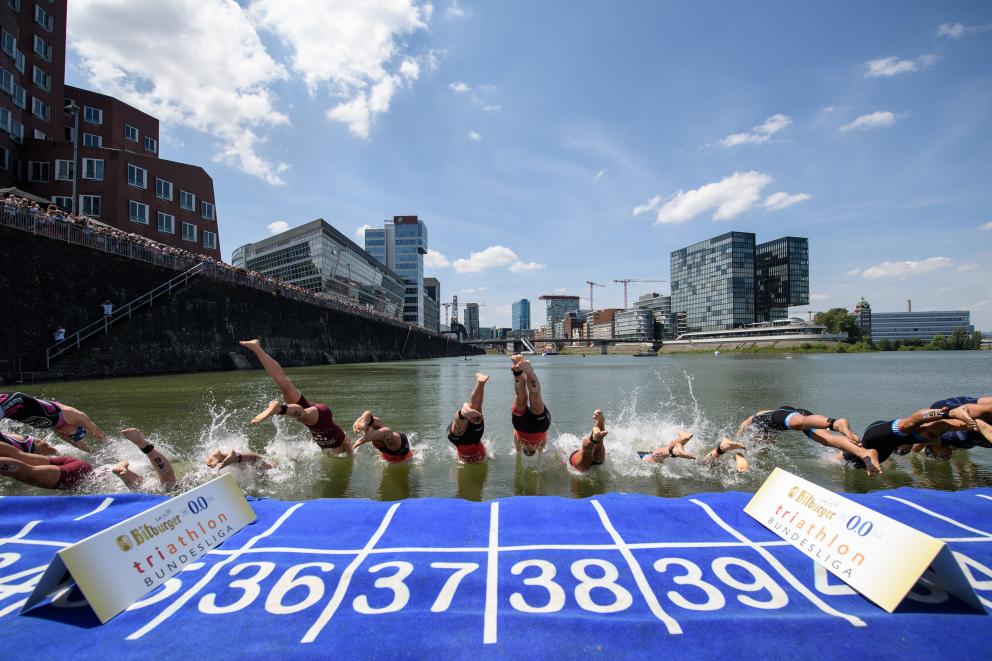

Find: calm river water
3;351;990;500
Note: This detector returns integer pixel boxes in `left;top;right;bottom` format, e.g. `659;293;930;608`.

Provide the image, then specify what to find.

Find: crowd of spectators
1;193;446;339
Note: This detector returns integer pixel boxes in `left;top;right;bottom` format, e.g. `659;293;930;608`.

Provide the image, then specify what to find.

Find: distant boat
633;351;657;357
542;350;559;356
713;350;720;356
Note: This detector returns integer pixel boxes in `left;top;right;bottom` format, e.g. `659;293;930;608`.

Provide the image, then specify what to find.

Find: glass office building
670;232;756;333
423;277;441;333
512;299;531;330
365;216;429;326
539;295;580;338
870;311;973;343
232;219;405;317
464;303;480;339
755;237;810;322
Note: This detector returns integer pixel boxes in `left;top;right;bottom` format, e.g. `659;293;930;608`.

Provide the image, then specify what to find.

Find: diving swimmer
510;355;551;456
0;391;106;452
111;428;177;491
0;441;92;490
448;373;489;463
569;409;608;472
353;411;413;463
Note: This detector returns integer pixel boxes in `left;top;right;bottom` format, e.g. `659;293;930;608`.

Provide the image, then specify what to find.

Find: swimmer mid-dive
0;441;93;490
638;430;697;464
701;437;750;473
448;372;489;463
510;355;551;456
240;339;351;455
1;430;58;456
111;428;177;491
569;409;608;472
353;411;413;463
914;398;992;459
737;405;881;475
206;448;274;471
0;391;106;452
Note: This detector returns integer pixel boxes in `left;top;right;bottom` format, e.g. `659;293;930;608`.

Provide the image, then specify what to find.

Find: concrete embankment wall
0;226;479;381
659;339;845;353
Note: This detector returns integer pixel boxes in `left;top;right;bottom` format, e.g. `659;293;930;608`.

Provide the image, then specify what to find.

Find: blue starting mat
1;488;991;660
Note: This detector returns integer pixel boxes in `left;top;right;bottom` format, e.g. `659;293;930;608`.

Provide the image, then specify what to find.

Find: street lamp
63;100;80;213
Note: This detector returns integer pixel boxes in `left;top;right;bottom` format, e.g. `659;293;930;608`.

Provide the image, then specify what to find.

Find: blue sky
65;1;992;329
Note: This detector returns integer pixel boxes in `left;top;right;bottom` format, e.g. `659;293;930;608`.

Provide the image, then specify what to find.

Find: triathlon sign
745;467;983;612
22;473;255;623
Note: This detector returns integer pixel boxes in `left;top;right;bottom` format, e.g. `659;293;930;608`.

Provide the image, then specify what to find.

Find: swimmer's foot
833;418;859;443
460;404;482;423
593;409;606;428
591;428;609;443
717;437;744;454
476;372;489;383
675;430;693;444
239;339;262;352
206;450;225;468
670;442;695;460
734;452;749;473
861;448;883;476
218;451;240;469
111;460;129;476
251;399;281;425
120;427;149;448
112;461;143;488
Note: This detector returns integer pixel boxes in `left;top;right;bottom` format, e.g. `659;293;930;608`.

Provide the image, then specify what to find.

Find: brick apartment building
0;0;221;258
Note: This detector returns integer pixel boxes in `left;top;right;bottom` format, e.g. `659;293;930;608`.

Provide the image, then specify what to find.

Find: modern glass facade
232;219;404;317
464;303;480;339
636;292;673;339
870;311;973;343
512;299;531;330
539;296;580;338
423;277;441;333
365;215;428;326
670;232;756;333
755;237;809;322
614;309;654;340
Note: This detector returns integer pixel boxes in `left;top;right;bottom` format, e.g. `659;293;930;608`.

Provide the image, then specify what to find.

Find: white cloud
856;257;954;280
937;22;992;38
468;130;482;141
632;195;663;216
249;0;431;139
69;0;290;184
355;223;373;239
449;81;500;111
864;55;937;78
839;111;896;132
424;249;450;268
647;171;775;224
957;263;980;272
980;222;992;231
449;81;471;93
509;261;545;273
267;220;290;234
846;268;862;277
763;191;812;211
479;103;501;112
718;114;792;147
446;1;469;18
453;246;518;273
594;168;608;180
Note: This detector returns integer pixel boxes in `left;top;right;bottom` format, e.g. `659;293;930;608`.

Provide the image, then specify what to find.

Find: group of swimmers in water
1;338;991;493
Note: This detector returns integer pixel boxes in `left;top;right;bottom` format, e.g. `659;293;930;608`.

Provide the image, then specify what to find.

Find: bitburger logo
116;535;133;552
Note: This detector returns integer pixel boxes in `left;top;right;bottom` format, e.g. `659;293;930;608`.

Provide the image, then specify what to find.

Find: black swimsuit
0;392;64;428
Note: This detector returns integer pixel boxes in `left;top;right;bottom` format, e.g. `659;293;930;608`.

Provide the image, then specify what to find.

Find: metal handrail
46;263;204;368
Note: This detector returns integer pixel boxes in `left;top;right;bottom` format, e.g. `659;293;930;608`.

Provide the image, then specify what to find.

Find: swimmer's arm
736;416;753;437
897;408;950;434
219;451;273;470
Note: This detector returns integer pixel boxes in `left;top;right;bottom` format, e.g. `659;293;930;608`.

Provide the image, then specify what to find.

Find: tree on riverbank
814;308;862;342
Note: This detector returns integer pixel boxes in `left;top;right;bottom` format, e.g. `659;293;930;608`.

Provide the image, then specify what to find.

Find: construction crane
585;281;606;311
613;278;667;309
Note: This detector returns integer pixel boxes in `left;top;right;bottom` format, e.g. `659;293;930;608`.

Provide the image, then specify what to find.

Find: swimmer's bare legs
806;429;881;476
451;373;488;438
517;359;545;415
207;449;274;470
117;428;177;489
470;372;488;412
240;339;303;404
0;445;62;489
641;431;695;464
511;358;528;412
977;419;992;445
571;409;607;471
788;414;859;444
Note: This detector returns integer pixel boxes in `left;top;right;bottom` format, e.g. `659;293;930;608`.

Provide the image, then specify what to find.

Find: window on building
9;118;22;143
27;160;48;182
200;200;215;220
0;145;9;172
203;230;217;250
82;132;102;147
55;159;73;181
1;30;14;58
52;195;72;212
83;106;102;124
81;157;103;180
155;177;173;201
144;136;157;153
13;48;23;73
127;163;147;188
129;200;149;225
31;66;51;91
65;125;74;142
0;67;11;94
32;128;47;140
35;5;53;31
6;0;19;11
79;194;101;217
32;35;51;61
181;222;197;242
0;106;8;132
179;190;195;211
124;123;138;142
11;83;25;108
31;96;49;121
157;211;175;234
